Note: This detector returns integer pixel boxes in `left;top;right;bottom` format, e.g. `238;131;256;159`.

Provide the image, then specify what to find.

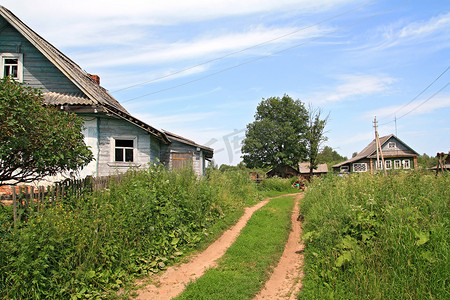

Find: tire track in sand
135;199;270;300
254;193;305;300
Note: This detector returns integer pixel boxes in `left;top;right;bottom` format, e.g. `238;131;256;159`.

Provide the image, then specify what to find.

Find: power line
379;66;450;125
112;0;378;94
396;82;449;120
122;0;412;103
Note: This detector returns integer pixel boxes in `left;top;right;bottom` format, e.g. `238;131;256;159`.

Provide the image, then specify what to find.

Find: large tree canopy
0;77;93;185
241;95;308;168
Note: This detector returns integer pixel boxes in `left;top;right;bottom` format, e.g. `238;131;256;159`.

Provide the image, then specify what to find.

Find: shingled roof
0;6;169;144
333;134;418;168
163;130;214;159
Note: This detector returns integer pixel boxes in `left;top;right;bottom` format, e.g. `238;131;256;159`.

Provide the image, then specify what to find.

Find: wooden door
171;153;193;170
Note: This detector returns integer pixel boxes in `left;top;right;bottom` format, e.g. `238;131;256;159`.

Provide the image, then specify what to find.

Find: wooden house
0;6;213;178
332;134;418;174
266;165;300;178
298;162;328;180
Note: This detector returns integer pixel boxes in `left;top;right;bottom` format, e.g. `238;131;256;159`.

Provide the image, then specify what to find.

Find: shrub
0;165;259;299
299;172;449;299
259;176;294;192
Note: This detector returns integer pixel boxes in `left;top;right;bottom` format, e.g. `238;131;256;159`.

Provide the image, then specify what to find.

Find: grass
299;172;449;299
0;167;261;299
176;195;295;300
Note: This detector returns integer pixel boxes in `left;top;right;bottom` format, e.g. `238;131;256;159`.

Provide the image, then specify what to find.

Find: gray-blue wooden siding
0;18;84;94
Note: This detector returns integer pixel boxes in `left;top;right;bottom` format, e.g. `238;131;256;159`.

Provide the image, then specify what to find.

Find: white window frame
385;160;392;170
388;142;396;149
111;136;136;163
340;166;349;173
1;53;23;82
376;160;383;170
402;159;410;169
353;163;368;173
394;160;401;169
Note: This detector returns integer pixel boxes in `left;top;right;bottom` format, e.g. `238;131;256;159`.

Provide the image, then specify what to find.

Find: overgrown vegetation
259;176;295;193
0;166;260;299
0;77;93;185
176;195;295;300
299;172;449;299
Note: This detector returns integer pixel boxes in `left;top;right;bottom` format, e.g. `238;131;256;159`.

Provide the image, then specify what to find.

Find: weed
299;172;449;299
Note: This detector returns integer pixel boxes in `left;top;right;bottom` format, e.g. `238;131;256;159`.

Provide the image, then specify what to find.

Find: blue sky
4;0;450;166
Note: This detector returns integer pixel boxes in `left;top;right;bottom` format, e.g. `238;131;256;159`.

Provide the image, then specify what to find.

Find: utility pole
394;115;398;137
374;117;387;176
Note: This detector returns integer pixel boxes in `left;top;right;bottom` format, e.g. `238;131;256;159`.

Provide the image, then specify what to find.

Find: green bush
299;172;449;299
259;176;294;192
0;165;259;299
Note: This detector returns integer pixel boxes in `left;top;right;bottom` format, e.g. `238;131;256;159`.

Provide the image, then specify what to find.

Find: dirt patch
134;199;270;300
254;193;305;299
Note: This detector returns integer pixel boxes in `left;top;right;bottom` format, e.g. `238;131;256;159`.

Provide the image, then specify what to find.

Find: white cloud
366;93;450;120
309;74;396;104
5;0;357;26
74;25;328;68
399;12;450;39
369;12;450;50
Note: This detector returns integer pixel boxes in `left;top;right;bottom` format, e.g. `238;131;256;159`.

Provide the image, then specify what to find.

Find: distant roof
429;164;450;170
333;134;419;168
298;162;328;174
0;6;170;144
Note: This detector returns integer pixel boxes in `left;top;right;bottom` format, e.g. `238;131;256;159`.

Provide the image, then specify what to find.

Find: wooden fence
0;174;126;227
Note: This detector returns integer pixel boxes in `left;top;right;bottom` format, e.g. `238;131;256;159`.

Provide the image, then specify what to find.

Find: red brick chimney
88;74;100;85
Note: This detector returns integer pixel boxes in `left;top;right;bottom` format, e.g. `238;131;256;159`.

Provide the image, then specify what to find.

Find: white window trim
340;166;349;173
1;53;23;82
109;136;137;166
353;163;367;173
402;159;410;169
388;142;396;149
385;160;392;170
376;160;383;170
394;160;401;169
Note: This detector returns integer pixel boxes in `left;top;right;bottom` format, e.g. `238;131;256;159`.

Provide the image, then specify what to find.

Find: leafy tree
317;146;347;165
0;77;93;185
305;105;328;175
241;95;308;169
417;153;438;169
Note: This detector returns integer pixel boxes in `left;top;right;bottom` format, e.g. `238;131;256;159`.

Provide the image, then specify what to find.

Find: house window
385;160;392;170
394;160;401;169
353;163;367;172
403;159;410;169
1;53;23;82
388;142;396;149
340;166;349;173
376;160;383;170
114;139;134;162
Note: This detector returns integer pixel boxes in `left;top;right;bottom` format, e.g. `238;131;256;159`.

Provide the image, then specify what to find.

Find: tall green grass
299;172;449;299
259;176;296;192
0;166;260;299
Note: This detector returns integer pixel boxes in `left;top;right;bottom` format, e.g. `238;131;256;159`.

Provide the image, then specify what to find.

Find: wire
112;0;378;93
122;0;413;103
379;66;450;125
396;82;449;120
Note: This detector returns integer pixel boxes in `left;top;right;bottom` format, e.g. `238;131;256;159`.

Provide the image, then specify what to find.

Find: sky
3;0;449;166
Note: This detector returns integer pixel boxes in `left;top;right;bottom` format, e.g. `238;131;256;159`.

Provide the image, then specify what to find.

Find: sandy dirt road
253;193;305;299
135;199;270;300
135;193;304;300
